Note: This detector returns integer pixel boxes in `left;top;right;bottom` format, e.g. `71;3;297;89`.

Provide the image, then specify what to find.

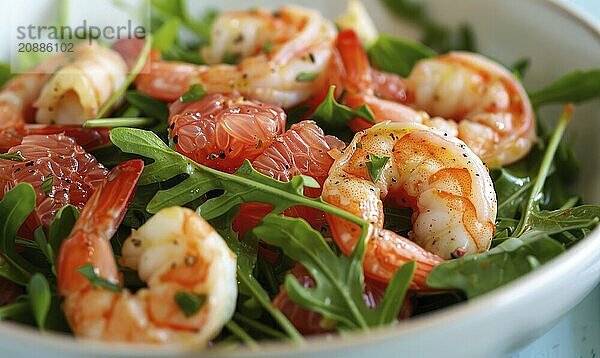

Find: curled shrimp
322;122;497;286
34;42;127;124
0;54;65;128
129;5;336;108
168;93;286;173
406;51;536;166
57;160;237;346
319;30;535;166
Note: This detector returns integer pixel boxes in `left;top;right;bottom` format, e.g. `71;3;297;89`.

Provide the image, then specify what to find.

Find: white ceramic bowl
0;0;599;357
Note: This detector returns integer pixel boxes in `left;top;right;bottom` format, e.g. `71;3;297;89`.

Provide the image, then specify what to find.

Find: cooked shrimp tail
57;160;237;346
57;159;144;294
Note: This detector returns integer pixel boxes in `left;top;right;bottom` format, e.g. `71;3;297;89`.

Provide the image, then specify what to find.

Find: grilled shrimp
406;52;536;166
168;93;286;173
34;42;127;124
319;30;535;166
0;54;65;128
322;122;497;286
56;161;237;346
128;5;336;108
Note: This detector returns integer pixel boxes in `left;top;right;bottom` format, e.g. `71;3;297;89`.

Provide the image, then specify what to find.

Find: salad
0;0;599;350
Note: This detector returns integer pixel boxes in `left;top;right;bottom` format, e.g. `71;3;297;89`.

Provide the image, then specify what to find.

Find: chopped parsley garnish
40;175;53;196
0;153;25;162
174;291;206;317
77;263;121;292
295;72;319;82
366;155;390;182
262;41;273;54
179;84;206;103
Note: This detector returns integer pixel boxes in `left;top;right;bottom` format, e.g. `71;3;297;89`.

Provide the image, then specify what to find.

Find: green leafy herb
368;34;435;77
33;228;55;273
40;175;53;196
514;106;572;236
490;168;531;219
511;58;531;79
256;214;415;329
380;0;476;53
222;52;241;65
262;41;273;54
77;263;121;292
427;237;564;298
48;205;79;254
83;117;156;128
0;63;13;87
174;291;206;317
109;128;362;230
366;155;390;182
26;273;51;330
151;0;217;42
212;209;303;342
0;183;39;285
179;83;206;103
126;91;170;122
225;320;259;349
295;72;319;82
96;36;152;118
310;85;375;132
152;17;181;52
0;153;25;162
530;69;600;106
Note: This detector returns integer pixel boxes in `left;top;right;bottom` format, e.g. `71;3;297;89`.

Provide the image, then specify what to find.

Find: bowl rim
1;0;600;356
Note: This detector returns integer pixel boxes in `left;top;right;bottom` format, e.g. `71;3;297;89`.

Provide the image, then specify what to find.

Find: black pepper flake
233;34;244;44
218;151;226;159
308;53;315;63
25;161;34;167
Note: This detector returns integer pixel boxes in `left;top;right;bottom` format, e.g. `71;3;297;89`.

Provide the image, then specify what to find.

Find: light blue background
510;1;600;357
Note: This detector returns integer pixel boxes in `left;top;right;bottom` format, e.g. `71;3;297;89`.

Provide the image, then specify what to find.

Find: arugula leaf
109;128;361;230
26;273;51;330
510;58;531;79
151;0;217;42
380;0;476;53
126;91;169;122
514;106;572;236
530;69;600;106
179;84;206;103
48;205;79;254
490;168;531;219
427;237;564;298
33;228;54;274
211;210;303;342
174;291;206;317
366;155;390;182
368;34;435;77
0;183;39;285
152;17;181;52
77;264;121;292
256;214;414;329
310;85;375;132
517;206;600;243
